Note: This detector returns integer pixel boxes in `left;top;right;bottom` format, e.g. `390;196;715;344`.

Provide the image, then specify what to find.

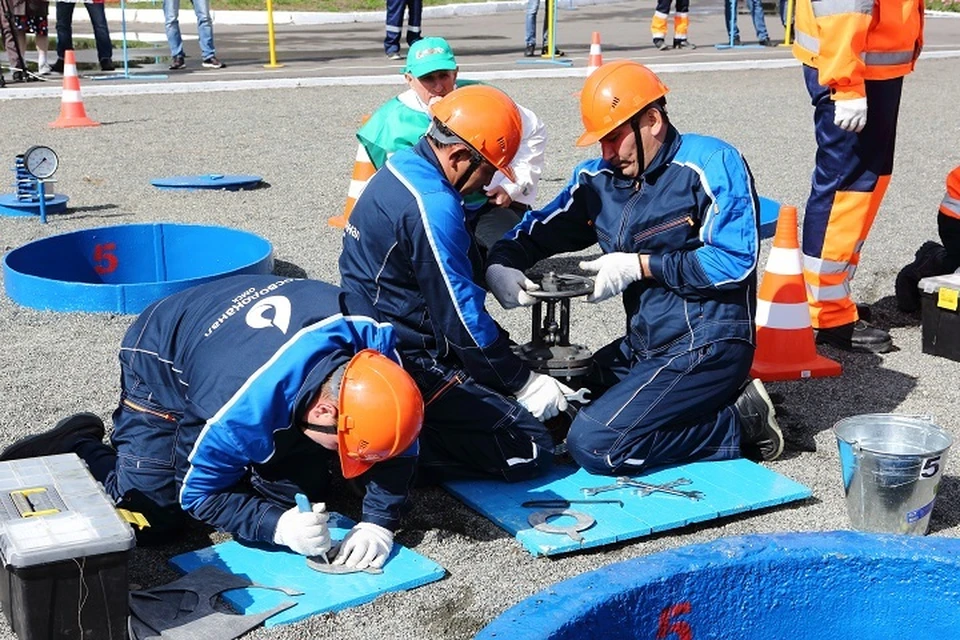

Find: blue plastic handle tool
295;493;311;513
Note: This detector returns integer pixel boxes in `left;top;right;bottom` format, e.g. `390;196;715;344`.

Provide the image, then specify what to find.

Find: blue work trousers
406;356;553;483
724;0;769;41
56;1;113;63
384;0;422;55
164;0;216;59
566;339;752;476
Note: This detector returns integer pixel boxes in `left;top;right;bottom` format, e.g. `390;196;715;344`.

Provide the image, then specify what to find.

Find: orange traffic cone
329;116;375;229
50;50;99;128
750;205;842;381
587;32;603;75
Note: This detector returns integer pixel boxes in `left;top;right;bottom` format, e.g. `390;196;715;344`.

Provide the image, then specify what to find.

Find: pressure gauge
23;145;59;180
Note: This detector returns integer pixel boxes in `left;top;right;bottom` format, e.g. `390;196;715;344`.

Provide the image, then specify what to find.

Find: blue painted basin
477;532;960;640
3;223;273;314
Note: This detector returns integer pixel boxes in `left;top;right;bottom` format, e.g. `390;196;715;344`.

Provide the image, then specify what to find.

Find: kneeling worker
0;275;423;571
486;61;784;476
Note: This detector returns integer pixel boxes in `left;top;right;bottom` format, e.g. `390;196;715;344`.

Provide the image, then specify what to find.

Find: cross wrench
582;477;703;501
581;477;690;497
618;477;704;501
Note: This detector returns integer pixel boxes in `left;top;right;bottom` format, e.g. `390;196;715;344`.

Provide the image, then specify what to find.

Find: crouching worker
486;62;784;477
0;275;423;571
895;166;960;312
340;85;570;483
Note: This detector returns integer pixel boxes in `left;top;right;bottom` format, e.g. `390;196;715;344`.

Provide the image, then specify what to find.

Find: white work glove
579;253;643;303
833;97;868;133
486;264;540;309
515;372;573;422
273;502;331;557
333;522;394;570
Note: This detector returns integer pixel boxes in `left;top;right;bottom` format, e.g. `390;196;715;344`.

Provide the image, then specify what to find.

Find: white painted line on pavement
3;50;959;101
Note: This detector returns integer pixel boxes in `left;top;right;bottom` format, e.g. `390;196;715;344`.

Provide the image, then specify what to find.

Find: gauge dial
23;146;59;180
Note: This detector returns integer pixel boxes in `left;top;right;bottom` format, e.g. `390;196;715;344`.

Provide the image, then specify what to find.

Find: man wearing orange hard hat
0;275;423;571
486;61;784;476
341;85;571;483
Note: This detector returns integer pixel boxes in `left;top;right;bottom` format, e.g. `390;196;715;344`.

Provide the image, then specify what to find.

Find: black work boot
673;38;696;49
0;413;105;461
895;241;955;313
815;320;893;353
734;379;784;462
653;37;669;51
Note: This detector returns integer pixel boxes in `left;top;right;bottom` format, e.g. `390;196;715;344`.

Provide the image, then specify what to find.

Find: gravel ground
1;59;959;639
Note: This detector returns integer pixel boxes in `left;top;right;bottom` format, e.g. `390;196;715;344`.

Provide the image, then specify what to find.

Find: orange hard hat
337;349;424;479
577;60;670;147
429;84;522;182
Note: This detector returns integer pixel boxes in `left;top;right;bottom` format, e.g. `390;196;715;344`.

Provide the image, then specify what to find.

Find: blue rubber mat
443;459;812;557
169;512;446;627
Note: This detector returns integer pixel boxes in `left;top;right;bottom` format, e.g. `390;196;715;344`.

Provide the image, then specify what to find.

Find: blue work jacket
339;137;531;395
116;275;416;543
488;125;759;357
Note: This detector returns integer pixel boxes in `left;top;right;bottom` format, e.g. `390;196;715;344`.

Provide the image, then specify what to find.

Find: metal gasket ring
527;508;596;542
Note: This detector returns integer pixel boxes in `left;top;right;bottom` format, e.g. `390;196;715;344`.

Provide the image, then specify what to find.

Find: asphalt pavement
0;3;959;640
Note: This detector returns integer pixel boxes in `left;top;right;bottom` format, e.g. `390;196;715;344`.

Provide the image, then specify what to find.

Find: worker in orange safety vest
895;166;960;312
793;0;923;353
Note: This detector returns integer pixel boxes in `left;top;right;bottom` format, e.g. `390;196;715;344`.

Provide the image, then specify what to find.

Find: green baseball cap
402;37;458;78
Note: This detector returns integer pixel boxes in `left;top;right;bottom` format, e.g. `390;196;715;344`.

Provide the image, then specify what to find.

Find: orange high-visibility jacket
940;166;960;220
793;0;924;101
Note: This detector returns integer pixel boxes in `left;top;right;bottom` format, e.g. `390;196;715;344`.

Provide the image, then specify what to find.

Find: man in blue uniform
0;276;423;571
485;61;784;476
339;85;572;483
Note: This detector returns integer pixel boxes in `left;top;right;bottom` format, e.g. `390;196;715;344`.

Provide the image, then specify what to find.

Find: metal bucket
834;414;953;535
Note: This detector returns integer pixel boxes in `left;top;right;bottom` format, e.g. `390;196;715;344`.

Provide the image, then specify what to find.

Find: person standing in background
792;0;923;352
650;0;695;50
384;0;422;60
165;0;224;69
723;0;775;47
9;0;50;76
50;0;115;73
523;0;564;57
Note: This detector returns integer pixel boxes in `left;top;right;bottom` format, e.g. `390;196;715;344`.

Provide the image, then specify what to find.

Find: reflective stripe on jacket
792;0;923;100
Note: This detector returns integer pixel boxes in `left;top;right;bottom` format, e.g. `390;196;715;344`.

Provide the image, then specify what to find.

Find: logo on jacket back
246;296;291;334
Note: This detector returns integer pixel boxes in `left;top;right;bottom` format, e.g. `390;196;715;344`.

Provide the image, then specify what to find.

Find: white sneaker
37;63;52;76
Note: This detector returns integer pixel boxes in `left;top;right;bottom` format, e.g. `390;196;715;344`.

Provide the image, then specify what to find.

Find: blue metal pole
38;181;47;224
